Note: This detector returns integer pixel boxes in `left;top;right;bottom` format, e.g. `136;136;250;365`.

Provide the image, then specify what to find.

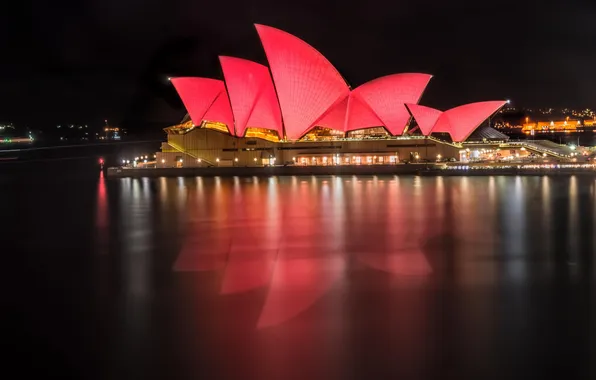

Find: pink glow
255;24;350;140
257;250;344;329
313;95;349;131
202;90;235;135
220;221;281;294
312;93;386;132
433;100;507;142
352;73;432;135
405;103;443;135
171;77;223;127
358;249;432;276
346;94;385;131
219;56;283;137
220;247;277;294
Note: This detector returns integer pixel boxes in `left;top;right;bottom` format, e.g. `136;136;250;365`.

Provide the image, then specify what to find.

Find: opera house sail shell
406;101;507;142
171;77;235;135
169;24;505;143
255;24;351;140
219;56;283;138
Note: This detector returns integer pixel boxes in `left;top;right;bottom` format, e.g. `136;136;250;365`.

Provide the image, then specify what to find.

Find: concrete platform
106;164;432;178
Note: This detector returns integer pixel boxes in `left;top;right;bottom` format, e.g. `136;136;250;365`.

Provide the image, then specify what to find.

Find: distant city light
161;159;165;163
197;158;202;162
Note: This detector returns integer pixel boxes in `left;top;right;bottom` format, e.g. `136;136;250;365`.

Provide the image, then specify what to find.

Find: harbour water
4;159;595;379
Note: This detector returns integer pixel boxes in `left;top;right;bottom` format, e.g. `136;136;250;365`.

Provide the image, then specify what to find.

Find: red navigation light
99;158;104;164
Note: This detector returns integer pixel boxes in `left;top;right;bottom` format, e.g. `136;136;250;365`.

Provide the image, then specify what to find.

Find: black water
4;159;596;380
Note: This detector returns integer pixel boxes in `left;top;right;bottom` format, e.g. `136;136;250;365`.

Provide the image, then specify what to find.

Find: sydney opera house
156;24;510;167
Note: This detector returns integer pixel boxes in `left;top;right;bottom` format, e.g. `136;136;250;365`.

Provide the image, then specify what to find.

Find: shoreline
106;164;596;178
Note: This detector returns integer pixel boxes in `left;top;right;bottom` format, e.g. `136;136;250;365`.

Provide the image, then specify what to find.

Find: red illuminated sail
432;101;507;142
171;77;223;127
202;90;235;135
255;24;350;140
352;73;432;135
219;56;283;137
405;103;443;135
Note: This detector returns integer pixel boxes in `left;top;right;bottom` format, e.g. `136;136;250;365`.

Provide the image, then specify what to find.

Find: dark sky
4;0;596;130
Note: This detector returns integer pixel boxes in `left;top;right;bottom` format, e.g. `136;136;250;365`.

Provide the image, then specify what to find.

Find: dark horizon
4;0;595;130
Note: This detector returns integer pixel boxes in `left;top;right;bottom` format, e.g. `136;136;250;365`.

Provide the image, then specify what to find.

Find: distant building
521;116;595;135
102;126;124;140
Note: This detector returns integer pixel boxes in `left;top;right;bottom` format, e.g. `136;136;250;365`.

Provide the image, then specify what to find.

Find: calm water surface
5;161;596;379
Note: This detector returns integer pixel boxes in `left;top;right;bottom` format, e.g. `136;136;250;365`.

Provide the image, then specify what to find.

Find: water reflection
136;175;596;328
87;174;596;379
95;171;109;255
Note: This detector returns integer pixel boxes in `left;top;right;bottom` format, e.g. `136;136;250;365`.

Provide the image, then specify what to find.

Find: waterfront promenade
106;163;596;178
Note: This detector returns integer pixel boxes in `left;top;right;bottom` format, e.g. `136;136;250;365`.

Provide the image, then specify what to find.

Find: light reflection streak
95;171;109;255
567;176;579;268
541;176;552;260
221;177;281;294
122;179;152;296
502;177;527;281
117;178;154;353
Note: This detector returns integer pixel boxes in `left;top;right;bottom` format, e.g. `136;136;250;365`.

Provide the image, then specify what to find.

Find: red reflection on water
221;244;277;294
95;171;110;256
173;179;234;272
96;171;108;228
173;229;231;271
257;249;344;329
358;249;432;276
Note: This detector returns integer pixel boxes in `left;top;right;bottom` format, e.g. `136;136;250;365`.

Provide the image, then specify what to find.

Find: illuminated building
155;25;527;167
103;127;122;140
521;116;595;135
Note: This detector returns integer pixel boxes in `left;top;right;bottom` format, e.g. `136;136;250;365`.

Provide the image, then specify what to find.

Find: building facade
157;24;512;166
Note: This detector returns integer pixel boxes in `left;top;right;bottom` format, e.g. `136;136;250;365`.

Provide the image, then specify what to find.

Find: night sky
5;0;596;131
